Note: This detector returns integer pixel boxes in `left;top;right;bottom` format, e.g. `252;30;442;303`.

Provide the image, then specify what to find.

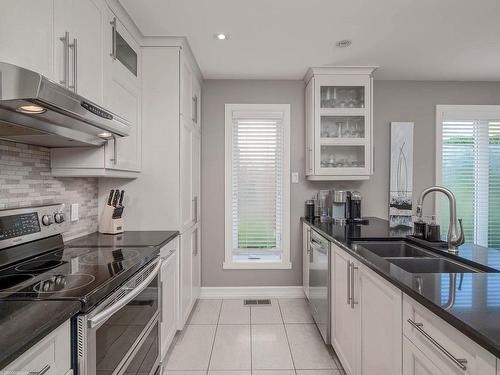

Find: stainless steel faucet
415;186;465;253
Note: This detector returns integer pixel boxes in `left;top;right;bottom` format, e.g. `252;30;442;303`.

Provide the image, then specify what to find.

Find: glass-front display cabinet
304;67;377;180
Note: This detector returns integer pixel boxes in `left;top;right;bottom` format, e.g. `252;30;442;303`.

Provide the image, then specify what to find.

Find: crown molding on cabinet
304;66;378;84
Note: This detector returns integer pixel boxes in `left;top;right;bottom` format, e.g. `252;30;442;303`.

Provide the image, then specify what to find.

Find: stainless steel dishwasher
308;229;331;344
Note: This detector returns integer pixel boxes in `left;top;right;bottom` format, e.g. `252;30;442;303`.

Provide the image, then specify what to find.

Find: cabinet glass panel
320;86;365;108
320;116;365;138
116;31;137;76
320;145;365;168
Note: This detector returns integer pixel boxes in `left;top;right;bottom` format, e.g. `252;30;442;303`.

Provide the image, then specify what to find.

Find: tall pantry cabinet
98;43;202;329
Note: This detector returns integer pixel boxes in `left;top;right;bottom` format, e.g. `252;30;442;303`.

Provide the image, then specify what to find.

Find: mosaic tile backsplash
0;140;98;239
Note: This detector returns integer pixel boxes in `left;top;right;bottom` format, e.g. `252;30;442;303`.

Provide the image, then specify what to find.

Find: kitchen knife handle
112;189;120;206
119;190;125;206
107;190;114;206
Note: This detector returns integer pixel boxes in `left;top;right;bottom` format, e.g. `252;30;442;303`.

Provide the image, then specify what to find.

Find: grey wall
201;79;500;287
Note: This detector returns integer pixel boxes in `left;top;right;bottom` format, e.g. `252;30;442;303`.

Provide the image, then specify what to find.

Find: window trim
435;104;500;230
224;103;291;270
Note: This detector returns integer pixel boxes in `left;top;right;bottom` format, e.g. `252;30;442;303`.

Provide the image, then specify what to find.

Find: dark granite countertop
0;300;80;369
302;217;500;358
66;230;179;249
0;231;178;369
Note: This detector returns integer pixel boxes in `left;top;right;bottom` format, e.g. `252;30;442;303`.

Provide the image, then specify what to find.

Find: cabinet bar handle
59;32;69;87
350;263;358;309
407;319;467;371
346;260;351;305
68;38;77;92
110;17;117;59
110;134;117;165
28;364;50;375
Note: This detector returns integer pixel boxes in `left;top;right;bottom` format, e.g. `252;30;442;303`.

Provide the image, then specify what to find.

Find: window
224;104;291;269
436;105;500;248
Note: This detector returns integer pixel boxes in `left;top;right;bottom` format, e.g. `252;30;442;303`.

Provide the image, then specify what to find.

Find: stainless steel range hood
0;62;130;147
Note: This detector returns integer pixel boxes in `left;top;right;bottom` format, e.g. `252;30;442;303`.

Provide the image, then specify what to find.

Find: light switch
71;203;79;222
292;172;299;183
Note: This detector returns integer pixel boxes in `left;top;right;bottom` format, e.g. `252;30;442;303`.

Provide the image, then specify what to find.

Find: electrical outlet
71;203;79;222
292;172;299;183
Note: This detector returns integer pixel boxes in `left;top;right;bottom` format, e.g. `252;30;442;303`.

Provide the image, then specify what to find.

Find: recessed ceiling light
215;33;228;40
97;132;112;139
335;39;352;48
16;105;46;114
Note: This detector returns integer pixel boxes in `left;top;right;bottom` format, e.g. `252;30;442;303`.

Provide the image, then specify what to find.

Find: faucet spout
415;186;465;253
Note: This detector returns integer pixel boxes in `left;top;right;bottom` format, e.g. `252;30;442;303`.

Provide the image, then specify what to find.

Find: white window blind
440;118;500;248
231;111;284;257
224;104;291;269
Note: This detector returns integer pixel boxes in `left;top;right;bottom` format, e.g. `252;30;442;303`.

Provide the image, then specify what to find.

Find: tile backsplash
0;140;98;239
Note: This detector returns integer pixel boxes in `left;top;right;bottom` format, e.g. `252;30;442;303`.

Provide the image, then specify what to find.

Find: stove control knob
54;212;65;224
41;215;53;226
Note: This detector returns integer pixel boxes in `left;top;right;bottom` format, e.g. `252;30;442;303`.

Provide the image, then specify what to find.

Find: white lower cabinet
179;223;200;329
302;223;311;299
326;231;498;375
3;320;71;375
404;336;448;375
332;246;359;375
358;264;402;375
331;242;402;375
159;239;178;360
403;295;496;375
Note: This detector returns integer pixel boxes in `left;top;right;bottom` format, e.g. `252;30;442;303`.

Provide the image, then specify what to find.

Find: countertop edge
301;218;500;359
0;301;81;369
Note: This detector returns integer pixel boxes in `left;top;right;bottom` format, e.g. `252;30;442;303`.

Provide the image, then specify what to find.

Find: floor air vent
244;299;271;306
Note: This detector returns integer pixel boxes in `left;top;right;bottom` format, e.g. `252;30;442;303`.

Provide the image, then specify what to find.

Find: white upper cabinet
54;0;103;104
304;67;377;181
0;0;55;80
50;2;142;177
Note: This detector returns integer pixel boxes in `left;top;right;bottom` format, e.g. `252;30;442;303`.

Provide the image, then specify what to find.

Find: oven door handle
88;258;162;328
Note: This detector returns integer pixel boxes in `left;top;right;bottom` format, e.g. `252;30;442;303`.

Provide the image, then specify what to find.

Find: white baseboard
199;286;305;299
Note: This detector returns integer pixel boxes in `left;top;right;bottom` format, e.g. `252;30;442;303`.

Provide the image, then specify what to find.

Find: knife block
99;205;124;234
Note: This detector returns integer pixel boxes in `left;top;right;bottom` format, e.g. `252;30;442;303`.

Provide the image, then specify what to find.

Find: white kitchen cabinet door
358;264;402;375
191;76;202;130
0;0;54;80
191;223;201;301
104;81;142;172
302;223;310;299
305;67;375;181
4;320;71;375
102;8;142;172
403;295;496;375
54;0;103;104
179;225;194;328
180;56;193;121
160;244;178;359
403;336;447;375
180;118;201;231
332;245;359;375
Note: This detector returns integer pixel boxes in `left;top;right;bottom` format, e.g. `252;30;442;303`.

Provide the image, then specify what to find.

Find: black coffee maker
346;191;364;223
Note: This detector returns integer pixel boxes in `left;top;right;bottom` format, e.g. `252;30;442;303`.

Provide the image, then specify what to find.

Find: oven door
77;259;161;375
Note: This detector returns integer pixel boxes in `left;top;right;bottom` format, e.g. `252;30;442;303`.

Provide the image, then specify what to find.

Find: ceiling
120;0;500;81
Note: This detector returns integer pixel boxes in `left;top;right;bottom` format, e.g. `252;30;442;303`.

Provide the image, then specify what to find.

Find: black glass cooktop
0;245;159;312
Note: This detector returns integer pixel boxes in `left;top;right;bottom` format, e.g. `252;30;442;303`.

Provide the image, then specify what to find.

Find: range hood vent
0;62;130;147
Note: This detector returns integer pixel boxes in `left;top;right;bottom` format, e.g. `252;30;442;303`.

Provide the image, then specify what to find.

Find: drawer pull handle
407;319;467;371
29;364;50;375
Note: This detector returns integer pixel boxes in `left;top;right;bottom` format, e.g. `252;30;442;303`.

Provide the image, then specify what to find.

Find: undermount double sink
352;240;488;274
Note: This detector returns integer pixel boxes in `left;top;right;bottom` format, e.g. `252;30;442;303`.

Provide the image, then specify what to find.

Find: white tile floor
163;298;345;375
